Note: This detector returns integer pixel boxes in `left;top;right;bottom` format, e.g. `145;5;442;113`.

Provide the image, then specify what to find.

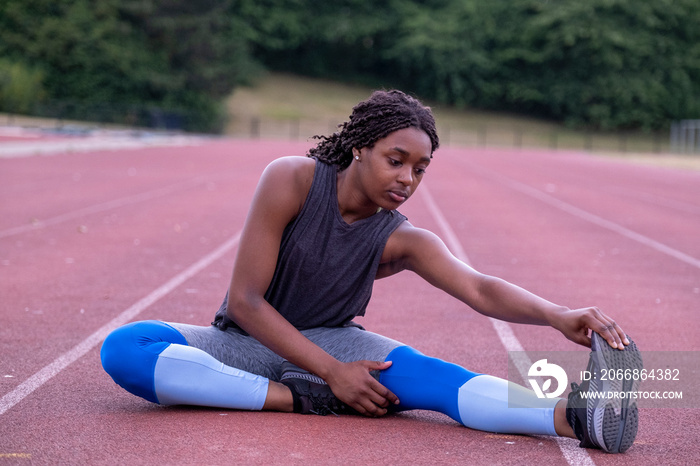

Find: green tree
237;0;398;82
0;0;166;103
0;0;259;131
243;0;700;129
498;0;700;129
0;60;46;114
2;0;698;130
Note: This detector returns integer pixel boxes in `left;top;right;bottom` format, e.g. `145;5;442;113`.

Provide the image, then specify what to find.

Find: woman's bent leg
100;320;268;410
380;346;559;436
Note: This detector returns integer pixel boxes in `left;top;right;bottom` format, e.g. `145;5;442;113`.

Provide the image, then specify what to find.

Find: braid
308;90;439;170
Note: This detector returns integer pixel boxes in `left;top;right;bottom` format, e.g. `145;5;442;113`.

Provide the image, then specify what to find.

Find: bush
0;0;258;133
0;60;46;114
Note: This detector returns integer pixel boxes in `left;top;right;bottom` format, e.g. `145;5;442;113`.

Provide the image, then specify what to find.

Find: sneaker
279;361;355;416
566;332;643;453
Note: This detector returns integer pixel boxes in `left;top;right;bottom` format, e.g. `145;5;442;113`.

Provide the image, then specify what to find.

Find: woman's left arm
385;223;630;349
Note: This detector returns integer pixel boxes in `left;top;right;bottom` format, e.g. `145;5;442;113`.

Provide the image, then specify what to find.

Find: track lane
458;148;700;258
1;139;697;465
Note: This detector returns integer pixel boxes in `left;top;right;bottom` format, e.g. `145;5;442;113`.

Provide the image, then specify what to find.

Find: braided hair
308;90;439;170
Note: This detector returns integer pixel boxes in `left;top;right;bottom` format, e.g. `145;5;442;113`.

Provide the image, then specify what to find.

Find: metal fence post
672;120;700;153
251;117;260;138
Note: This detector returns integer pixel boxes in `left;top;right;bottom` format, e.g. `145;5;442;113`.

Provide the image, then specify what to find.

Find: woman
101;90;641;453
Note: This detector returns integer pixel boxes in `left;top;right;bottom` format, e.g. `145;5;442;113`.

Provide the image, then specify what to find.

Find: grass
226;73;700;170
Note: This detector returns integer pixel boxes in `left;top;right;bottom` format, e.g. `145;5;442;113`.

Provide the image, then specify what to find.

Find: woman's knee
379;345;480;419
100;320;187;403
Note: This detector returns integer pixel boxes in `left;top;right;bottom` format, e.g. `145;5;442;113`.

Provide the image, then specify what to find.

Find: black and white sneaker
566;332;643;453
279;362;355;416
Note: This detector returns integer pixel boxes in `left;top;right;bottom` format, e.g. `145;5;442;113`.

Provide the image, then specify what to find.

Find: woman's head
308;90;439;170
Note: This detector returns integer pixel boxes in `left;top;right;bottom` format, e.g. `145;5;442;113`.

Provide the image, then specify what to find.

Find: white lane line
0;176;209;239
468;162;700;270
602;186;700;216
418;184;471;264
419;184;595;466
0;231;241;416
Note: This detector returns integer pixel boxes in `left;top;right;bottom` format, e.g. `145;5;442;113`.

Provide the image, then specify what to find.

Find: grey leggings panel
167;323;405;382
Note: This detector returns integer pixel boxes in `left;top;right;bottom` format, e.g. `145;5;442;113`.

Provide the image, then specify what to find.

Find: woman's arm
226;157;397;415
385;222;630;349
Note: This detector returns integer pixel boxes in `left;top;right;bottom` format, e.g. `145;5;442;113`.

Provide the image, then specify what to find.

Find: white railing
670;120;700;153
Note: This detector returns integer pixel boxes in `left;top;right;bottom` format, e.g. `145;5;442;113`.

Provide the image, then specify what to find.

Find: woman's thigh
167;323;284;380
170;323;405;381
302;326;405;364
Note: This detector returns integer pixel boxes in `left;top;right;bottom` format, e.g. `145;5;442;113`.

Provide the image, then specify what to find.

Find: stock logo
528;359;568;399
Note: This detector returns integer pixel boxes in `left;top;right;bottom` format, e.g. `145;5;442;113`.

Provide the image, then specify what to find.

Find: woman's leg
379;346;560;436
101;322;558;433
305;327;559;436
100;320;282;410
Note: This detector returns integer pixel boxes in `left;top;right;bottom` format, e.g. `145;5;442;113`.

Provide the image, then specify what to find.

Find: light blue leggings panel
100;320;186;403
457;374;559;436
380;345;559;436
152;342;268;410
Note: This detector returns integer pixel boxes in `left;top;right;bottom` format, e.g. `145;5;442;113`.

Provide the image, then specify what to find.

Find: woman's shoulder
264;155;316;178
261;156;316;191
256;156;318;216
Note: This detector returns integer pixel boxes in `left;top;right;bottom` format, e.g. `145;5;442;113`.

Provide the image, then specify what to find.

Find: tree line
1;0;698;132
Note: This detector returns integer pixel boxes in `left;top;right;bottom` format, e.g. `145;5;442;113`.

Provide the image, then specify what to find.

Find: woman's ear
352;147;361;161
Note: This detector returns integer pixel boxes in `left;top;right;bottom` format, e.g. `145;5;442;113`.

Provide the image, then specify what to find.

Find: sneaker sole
587;333;643;453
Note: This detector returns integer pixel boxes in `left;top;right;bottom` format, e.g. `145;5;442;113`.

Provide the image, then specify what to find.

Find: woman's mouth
388;190;409;203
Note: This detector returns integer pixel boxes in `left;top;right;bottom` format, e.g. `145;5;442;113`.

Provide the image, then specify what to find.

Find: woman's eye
389;159;401;166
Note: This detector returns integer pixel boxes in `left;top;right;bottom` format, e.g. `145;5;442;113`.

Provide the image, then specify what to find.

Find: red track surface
1;137;698;465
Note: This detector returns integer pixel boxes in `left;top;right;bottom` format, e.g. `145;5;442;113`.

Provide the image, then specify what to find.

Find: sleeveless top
212;158;407;331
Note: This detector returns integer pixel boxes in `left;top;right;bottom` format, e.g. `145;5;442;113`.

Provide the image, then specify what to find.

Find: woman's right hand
324;360;399;417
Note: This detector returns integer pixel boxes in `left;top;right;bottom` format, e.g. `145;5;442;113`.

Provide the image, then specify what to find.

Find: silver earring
354;155;360;160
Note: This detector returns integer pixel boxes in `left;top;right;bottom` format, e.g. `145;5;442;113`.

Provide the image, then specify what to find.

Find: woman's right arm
226;157;397;415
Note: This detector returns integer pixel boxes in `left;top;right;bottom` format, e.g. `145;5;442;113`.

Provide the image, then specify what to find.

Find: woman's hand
548;306;631;349
324;360;399;417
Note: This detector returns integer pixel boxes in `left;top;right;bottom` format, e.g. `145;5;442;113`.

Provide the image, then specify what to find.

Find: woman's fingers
580;307;630;349
556;307;631;350
335;360;399;417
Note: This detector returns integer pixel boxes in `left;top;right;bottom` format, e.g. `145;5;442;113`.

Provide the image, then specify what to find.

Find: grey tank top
213;158;407;330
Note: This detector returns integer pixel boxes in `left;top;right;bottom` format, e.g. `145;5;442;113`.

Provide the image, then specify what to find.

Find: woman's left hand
549;306;630;349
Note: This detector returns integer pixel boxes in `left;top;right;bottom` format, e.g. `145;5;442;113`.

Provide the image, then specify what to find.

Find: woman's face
353;126;433;210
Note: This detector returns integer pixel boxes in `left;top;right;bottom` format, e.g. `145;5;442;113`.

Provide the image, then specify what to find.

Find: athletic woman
101;90;642;453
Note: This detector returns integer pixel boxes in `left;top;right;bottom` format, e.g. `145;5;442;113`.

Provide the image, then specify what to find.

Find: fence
670;120;700;153
225;115;672;154
3;108;695;155
0;100;222;133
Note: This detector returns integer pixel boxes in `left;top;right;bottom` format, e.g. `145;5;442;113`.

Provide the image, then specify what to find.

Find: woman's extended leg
379;345;560;436
305;327;560;436
100;320;289;410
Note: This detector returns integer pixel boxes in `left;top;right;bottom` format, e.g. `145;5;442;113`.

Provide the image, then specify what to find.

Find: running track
1;133;698;465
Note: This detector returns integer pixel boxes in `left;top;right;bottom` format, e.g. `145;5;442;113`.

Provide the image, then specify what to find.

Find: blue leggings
101;320;269;410
381;346;559;435
101;320;186;403
101;320;559;436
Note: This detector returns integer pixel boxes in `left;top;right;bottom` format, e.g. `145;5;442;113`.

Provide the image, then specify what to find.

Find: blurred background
1;0;699;154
